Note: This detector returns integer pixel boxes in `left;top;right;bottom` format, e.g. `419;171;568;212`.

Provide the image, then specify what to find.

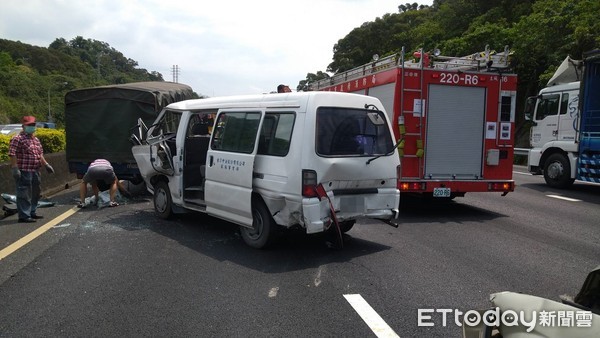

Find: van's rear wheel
240;200;276;249
154;181;173;219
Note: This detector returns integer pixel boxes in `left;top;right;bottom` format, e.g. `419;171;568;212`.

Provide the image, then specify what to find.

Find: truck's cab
525;54;585;188
527;52;600;188
132;92;401;248
526;81;580;187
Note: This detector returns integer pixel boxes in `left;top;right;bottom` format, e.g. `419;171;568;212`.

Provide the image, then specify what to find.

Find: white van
131;91;400;248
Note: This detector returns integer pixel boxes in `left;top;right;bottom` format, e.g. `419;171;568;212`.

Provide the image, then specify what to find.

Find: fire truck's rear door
425;85;485;179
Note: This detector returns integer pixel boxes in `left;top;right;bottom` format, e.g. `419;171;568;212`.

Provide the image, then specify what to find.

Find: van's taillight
302;169;318;197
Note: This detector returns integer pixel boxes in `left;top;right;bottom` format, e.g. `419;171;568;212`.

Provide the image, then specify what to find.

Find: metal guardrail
514;148;530;156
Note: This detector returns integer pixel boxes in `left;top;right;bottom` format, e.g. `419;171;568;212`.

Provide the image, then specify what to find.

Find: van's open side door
204;110;264;226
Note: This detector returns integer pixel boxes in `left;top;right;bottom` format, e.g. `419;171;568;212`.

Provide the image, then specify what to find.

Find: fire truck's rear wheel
154;181;173;219
543;153;575;189
240;200;276;249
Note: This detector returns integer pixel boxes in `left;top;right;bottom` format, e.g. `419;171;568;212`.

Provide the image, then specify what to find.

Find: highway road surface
1;166;598;337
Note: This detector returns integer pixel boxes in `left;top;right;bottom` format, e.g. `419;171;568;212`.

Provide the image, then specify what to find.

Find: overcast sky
1;0;433;97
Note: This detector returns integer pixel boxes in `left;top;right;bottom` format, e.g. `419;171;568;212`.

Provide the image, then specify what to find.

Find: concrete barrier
0;151;80;210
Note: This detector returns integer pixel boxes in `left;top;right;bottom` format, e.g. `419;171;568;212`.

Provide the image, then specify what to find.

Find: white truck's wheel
544;153;575;188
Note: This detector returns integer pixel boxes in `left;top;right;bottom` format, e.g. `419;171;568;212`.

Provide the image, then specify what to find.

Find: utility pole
97;52;105;80
171;65;180;83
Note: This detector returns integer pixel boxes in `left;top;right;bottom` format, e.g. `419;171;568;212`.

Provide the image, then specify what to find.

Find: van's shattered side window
211;112;261;153
257;113;295;156
316;107;394;156
149;110;182;139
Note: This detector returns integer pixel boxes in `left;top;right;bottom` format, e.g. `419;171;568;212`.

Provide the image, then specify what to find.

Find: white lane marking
513;171;533;175
344;294;400;338
268;287;279;298
314;265;324;287
547;194;581;202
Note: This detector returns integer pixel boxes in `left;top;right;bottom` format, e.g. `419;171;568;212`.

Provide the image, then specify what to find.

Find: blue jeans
15;170;41;220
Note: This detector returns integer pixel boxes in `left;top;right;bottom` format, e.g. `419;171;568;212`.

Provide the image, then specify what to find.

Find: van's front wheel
240;200;276;249
154;181;173;219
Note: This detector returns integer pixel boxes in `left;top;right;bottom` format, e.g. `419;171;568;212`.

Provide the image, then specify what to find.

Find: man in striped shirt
78;159;119;208
8;115;55;223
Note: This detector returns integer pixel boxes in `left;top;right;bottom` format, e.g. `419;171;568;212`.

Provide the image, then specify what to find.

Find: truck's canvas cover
65;82;194;166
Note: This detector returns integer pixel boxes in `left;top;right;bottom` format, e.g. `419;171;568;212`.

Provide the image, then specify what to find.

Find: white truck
131;92;401;248
526;50;600;188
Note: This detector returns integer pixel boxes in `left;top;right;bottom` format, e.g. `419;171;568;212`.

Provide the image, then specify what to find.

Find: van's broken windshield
316;107;394;156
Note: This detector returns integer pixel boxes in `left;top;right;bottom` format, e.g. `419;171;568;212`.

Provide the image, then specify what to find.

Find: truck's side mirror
523;96;538;125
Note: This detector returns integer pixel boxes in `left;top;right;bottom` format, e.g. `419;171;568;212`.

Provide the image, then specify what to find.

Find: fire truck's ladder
429;45;512;71
398;47;426;178
310;45;513;90
313;54;400;90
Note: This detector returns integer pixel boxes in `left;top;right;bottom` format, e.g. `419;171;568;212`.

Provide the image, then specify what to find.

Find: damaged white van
131;91;400;248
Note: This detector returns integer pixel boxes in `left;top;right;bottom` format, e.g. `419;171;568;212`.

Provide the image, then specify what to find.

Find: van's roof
164;91;383;111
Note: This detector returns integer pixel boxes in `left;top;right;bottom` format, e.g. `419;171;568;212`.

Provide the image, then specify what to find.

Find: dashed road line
344;294;400;338
547;194;581;202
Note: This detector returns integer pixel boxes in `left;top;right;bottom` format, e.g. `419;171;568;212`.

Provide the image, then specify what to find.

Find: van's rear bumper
302;188;400;234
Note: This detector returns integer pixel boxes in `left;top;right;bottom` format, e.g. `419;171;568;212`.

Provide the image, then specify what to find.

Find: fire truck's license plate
433;188;451;198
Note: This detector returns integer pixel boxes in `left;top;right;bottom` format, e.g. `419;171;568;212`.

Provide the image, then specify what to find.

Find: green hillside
0;36;197;127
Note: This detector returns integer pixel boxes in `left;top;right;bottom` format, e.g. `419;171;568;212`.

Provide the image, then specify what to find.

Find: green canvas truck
65;81;195;183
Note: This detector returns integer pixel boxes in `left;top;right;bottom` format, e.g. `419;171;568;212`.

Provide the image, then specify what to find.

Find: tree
297;71;330;91
0;37;168;125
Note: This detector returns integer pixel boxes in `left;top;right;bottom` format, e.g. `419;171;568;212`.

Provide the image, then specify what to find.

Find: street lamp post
48;82;68;122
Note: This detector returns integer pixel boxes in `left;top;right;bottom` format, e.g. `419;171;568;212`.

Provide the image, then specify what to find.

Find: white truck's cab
526;81;580;187
131;92;401;248
526;56;584;188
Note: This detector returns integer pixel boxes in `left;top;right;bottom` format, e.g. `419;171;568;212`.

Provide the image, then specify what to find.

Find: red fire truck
311;46;517;198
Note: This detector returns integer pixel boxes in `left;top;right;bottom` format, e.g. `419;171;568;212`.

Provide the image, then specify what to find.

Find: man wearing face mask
8;115;55;223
